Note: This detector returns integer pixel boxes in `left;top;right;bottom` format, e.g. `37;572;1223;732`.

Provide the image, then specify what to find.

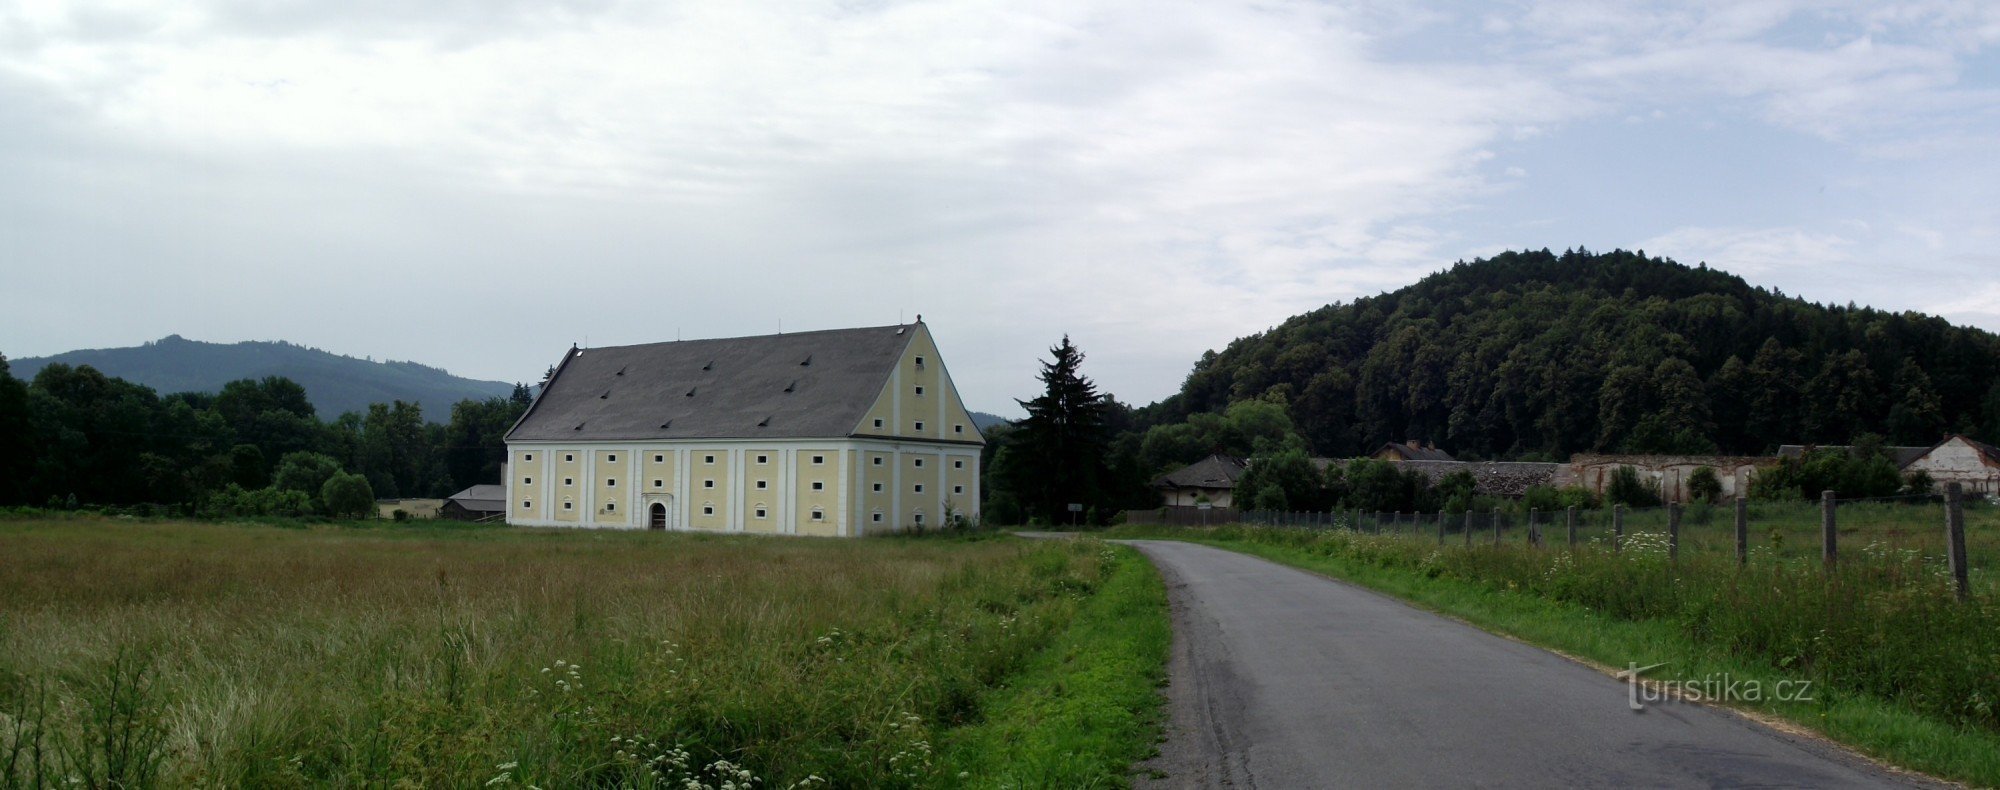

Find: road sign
1068;503;1083;512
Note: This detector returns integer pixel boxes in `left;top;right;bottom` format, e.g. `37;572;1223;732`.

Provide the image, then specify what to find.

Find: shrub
1604;466;1661;507
1687;467;1722;504
321;473;376;519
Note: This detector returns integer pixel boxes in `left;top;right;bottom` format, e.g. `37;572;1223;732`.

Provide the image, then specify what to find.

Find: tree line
0;354;529;517
982;251;2000;524
1143;248;2000;462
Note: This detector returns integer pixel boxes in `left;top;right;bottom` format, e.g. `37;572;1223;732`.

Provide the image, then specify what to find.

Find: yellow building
504;321;983;535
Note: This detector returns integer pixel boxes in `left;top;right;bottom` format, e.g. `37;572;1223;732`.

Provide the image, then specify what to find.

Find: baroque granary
503;321;982;535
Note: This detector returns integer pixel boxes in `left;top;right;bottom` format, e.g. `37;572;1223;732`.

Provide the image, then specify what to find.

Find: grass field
1109;519;2000;786
0;517;1167;788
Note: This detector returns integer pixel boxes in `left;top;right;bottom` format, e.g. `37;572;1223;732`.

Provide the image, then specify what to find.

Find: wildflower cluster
883;712;934;781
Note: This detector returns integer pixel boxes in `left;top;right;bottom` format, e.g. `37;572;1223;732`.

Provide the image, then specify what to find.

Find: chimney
1427;440;1436;451
1406;439;1420;450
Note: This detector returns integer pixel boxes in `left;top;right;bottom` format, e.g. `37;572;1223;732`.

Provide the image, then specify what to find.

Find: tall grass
0;518;1136;787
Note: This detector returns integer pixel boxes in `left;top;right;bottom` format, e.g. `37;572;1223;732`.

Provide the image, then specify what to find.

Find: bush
320;473;376;519
1604;466;1661;507
1687;467;1722;504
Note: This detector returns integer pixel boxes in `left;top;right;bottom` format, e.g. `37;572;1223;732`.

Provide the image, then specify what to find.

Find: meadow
0;517;1167;788
1111;511;2000;785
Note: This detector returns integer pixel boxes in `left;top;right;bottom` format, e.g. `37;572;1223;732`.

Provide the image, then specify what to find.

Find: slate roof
1776;444;1930;469
1153;455;1248;490
446;484;507;513
1378;443;1457;462
1394;460;1562;497
507;324;934;443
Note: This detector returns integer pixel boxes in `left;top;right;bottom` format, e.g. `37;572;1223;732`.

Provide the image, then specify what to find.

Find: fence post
1463;509;1473;547
1821;489;1837;571
1734;496;1748;568
1565;506;1578;549
1613;505;1625;552
1947;483;1970;602
1667;502;1681;565
1436;511;1446;545
1528;508;1539;548
1491;509;1502;546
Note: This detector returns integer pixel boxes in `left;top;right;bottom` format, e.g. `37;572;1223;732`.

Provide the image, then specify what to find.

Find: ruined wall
1564;454;1774;503
1904;438;2000;495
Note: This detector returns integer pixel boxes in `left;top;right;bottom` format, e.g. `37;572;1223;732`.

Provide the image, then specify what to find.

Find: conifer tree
1008;336;1111;523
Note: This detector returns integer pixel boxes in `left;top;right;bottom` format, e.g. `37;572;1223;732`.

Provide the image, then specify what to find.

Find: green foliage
1521;485;1599;512
1686;466;1723;504
272;451;344;509
1604;466;1661;507
1751;446;1904;500
1234;448;1331;511
321;473;376;519
1144;249;2000;459
202;484;313;518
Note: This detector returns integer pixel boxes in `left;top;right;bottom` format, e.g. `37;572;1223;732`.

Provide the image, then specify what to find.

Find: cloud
1;0;1998;409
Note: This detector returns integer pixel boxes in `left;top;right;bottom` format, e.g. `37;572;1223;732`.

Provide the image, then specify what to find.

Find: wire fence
1235;485;1992;600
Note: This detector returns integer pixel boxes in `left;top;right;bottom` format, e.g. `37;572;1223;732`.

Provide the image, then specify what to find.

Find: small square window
563;502;573;510
872;512;884;523
756;480;768;490
704;480;715;489
872;457;884;466
703;505;715;516
914;484;925;493
524;476;533;484
915;386;925;396
953;460;964;469
524;453;534;461
653;479;664;488
872;483;883;492
564;454;574;462
606;502;616;512
954;485;964;494
755;507;768;519
915;356;925;366
521;500;532;508
607;478;618;487
873;418;884;429
704;455;716;464
954;424;964;434
914;514;926;525
811;455;824;464
811;509;824;521
654;454;664;463
914;458;925;468
812;481;824;491
757;455;768;464
914;421;925;431
607;454;617;463
564;477;574;486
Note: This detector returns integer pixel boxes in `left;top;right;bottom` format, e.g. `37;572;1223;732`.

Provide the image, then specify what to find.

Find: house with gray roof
503;321;983;536
1153;455;1250;507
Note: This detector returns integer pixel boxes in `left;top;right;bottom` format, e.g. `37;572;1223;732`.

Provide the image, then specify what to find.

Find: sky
3;1;1999;416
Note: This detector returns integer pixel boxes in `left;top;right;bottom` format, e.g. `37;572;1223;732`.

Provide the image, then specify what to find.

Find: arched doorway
648;502;668;530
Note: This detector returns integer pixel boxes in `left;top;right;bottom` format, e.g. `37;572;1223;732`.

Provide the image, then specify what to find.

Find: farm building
1374;441;1456;462
1559;454;1770;503
441;484;506;521
1898;436;2000;495
1153;454;1249;507
503;321;983;535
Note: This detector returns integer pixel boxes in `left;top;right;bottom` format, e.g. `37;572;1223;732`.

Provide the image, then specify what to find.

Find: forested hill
1156;249;2000;460
13;335;518;421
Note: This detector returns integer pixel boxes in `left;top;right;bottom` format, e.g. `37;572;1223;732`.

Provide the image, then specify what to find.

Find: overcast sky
4;1;1998;415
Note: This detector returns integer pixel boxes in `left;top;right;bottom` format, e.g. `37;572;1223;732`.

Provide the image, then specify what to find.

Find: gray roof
1154;455;1248;489
508;324;930;442
1776;444;1930;469
1394;460;1562;497
447;484;507;512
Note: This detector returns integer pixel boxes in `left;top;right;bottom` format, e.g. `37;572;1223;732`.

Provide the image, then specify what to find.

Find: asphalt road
1126;539;1940;789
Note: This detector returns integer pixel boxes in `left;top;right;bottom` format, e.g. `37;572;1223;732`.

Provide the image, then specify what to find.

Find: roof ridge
575;323;914;354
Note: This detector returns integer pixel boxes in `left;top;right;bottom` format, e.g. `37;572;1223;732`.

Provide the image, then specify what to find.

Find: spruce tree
1010;336;1111;524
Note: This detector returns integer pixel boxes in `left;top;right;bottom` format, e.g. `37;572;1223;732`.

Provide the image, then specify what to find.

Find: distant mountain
10;335;518;422
969;411;1015;432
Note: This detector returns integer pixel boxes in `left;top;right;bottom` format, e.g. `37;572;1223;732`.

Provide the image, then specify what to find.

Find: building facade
503;322;983;535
